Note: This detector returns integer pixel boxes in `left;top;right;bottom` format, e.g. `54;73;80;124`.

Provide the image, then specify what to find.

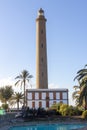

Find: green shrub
73;107;83;116
59;104;68;116
60;104;68;116
82;110;87;119
50;103;62;111
60;105;76;116
2;104;9;110
49;103;83;116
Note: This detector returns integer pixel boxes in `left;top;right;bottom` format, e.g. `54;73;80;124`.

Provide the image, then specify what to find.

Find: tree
79;78;87;110
15;70;33;106
72;85;80;106
0;86;14;105
73;65;87;109
10;92;24;110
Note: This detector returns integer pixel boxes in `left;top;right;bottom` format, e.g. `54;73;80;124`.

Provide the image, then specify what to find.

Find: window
42;72;44;76
35;92;39;99
41;57;43;62
42;92;46;99
49;92;53;99
27;92;32;100
41;29;43;34
56;92;60;99
41;43;43;48
62;92;67;99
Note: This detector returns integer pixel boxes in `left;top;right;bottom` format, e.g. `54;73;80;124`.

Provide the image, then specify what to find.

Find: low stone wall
0;112;16;123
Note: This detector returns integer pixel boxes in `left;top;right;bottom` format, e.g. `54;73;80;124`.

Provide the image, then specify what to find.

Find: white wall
49;100;53;107
42;101;46;108
42;92;46;99
35;92;39;99
63;100;68;104
27;93;32;100
49;92;53;99
27;101;32;108
56;92;60;99
35;101;39;108
62;92;67;99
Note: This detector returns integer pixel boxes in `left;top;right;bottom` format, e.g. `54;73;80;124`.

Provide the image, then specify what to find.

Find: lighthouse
36;8;48;89
26;9;68;109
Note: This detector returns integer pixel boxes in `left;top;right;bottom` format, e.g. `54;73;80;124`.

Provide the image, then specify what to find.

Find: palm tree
15;70;33;106
73;65;87;109
79;78;87;109
74;65;87;82
72;85;80;106
10;92;24;110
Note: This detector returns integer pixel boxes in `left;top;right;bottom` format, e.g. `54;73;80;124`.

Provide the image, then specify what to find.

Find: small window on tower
42;72;44;77
41;43;43;48
41;29;43;34
41;57;43;62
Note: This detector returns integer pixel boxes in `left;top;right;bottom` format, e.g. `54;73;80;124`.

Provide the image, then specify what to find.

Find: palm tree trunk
5;100;7;105
24;80;26;107
85;96;87;110
17;102;19;110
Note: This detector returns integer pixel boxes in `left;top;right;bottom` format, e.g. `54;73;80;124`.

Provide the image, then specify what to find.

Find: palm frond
15;76;20;79
77;69;87;74
28;75;33;79
73;85;79;90
15;80;20;86
78;74;87;81
84;64;87;68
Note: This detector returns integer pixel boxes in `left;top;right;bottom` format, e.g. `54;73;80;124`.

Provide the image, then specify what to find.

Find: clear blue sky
0;0;87;105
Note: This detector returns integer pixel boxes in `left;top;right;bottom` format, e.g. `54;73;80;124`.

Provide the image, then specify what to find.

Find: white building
26;89;68;109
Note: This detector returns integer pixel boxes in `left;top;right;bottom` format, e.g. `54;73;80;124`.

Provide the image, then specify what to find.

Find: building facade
26;89;68;108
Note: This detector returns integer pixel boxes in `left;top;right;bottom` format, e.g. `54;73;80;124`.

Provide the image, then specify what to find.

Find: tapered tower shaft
36;8;48;89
